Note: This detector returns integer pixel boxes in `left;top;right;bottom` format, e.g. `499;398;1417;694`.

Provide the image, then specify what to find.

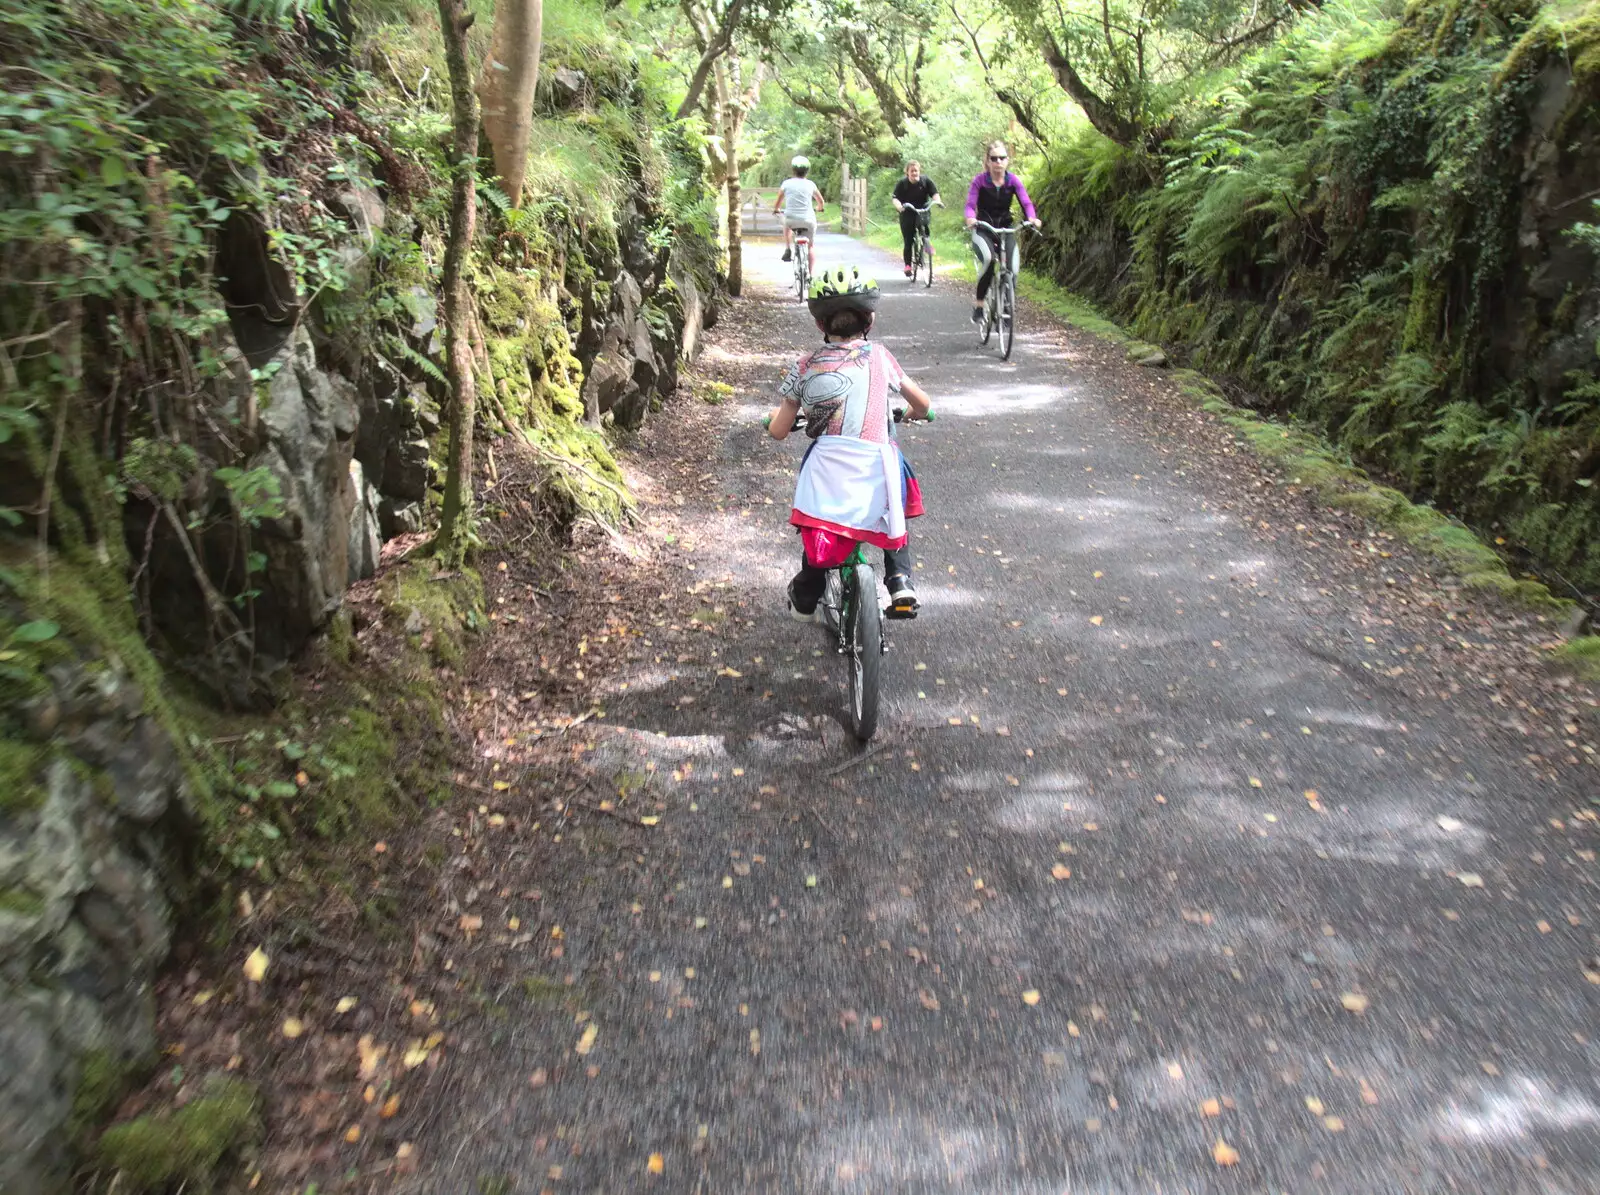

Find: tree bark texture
436;0;480;562
478;0;543;207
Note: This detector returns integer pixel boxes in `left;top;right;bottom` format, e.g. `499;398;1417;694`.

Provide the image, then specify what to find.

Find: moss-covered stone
95;1075;260;1193
0;737;49;813
1553;634;1600;679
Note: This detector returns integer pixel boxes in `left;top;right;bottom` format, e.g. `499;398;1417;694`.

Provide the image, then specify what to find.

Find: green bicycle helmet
807;264;880;321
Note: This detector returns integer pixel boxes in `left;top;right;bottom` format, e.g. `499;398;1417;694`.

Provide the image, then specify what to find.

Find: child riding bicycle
765;266;932;621
773;156;825;272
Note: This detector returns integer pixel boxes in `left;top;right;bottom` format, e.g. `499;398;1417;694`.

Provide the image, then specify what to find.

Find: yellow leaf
493;780;511;791
459;914;483;934
396;1143;415;1160
192;989;214;1007
344;1125;361;1143
1168;1063;1184;1080
1067;1021;1080;1037
358;1035;385;1078
1021;989;1041;1006
722;875;733;888
640;816;660;826
918;989;940;1011
1213;1139;1240;1167
1340;992;1370;1015
1089;615;1104;626
749;1028;761;1055
335;996;358;1014
1051;864;1072;880
381;1095;401;1119
282;1017;305;1039
718;667;742;677
1248;776;1263;788
1200;1098;1221;1117
648;1153;665;1174
575;1023;598;1056
508;916;520;931
1304;1096;1324;1115
242;947;269;983
1323;1116;1345;1133
402;1040;429;1068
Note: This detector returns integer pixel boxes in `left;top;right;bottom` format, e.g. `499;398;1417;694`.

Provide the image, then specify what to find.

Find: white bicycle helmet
791;155;811;170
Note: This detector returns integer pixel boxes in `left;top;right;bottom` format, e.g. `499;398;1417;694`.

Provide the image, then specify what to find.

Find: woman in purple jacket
963;140;1041;324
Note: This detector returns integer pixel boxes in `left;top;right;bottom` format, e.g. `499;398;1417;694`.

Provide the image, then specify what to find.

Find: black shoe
971;305;983;324
787;579;819;623
782;249;792;263
885;575;920;620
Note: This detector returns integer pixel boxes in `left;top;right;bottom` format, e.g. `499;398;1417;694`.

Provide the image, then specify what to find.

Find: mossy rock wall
1031;0;1600;589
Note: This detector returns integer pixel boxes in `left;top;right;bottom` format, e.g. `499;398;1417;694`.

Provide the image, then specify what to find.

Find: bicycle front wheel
923;238;934;288
999;274;1016;360
979;292;994;345
845;564;881;741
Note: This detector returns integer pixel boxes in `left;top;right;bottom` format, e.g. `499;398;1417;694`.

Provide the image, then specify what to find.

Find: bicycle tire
1000;274;1016;360
821;570;842;633
845;564;881;741
979;292;994;345
923;238;934;288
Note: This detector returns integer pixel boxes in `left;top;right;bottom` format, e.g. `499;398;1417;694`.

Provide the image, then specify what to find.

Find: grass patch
1553;636;1600;680
95;1075;259;1193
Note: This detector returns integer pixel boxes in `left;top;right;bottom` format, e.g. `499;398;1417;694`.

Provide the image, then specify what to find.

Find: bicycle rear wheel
844;564;881;741
821;570;842;633
999;274;1016;360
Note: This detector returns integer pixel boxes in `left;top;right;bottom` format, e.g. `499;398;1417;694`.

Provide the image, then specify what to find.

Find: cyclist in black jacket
891;161;943;278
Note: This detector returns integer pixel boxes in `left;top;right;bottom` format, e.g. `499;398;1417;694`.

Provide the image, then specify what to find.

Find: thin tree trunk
478;0;543;207
436;0;479;563
675;0;747;120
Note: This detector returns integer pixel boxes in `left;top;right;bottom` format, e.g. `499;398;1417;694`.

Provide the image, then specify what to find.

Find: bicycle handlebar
970;220;1041;237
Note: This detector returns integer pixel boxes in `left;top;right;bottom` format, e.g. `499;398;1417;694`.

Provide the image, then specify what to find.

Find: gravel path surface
411;230;1599;1195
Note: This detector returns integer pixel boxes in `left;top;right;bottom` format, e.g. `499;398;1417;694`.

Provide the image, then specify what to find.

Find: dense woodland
1;0;1597;1188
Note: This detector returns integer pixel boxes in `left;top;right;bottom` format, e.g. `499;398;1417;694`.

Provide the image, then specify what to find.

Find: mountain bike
972;220;1038;361
793;231;811;301
813;407;933;741
905;204;933;287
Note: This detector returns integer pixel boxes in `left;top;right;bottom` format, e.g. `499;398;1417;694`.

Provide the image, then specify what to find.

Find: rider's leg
900;209;918;271
782;223;793;262
884;541;919;617
788;550;828;618
971;230;996;321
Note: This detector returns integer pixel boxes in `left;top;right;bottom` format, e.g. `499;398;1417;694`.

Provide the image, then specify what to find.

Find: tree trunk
676;0;747;120
436;0;480;564
478;0;542;207
1039;29;1142;148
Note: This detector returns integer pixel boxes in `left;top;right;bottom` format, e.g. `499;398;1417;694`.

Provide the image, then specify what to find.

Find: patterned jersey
778;340;905;443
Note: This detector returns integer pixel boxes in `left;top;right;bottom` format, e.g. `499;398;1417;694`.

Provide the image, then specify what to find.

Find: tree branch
675;0;747;120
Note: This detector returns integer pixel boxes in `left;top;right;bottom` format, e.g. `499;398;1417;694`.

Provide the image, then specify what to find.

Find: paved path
417;230;1599;1194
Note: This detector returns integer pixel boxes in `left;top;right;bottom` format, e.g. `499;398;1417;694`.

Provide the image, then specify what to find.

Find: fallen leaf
805;874;818;888
1051;864;1072;881
344;1125;361;1144
459;914;483;934
396;1143;415;1160
1022;989;1041;1006
1457;873;1485;888
243;947;269;983
1340;992;1370;1015
381;1095;401;1119
648;1153;665;1174
918;989;940;1011
1323;1116;1345;1133
1213;1139;1240;1167
1304;1096;1324;1115
575;1023;598;1056
1436;815;1463;832
1089;615;1104;626
282;1017;305;1039
402;1040;430;1068
358;1035;384;1078
749;1028;761;1056
1168;1063;1184;1080
335;996;358;1014
529;1068;547;1087
1249;776;1263;788
1200;1098;1221;1117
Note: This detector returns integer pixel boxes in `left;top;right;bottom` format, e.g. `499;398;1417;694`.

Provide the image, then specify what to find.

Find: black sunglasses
989;154;1008;162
